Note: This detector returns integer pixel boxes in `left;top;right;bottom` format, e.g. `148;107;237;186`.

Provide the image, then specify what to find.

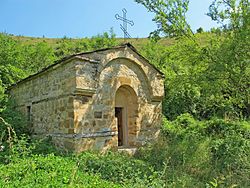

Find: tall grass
0;114;249;187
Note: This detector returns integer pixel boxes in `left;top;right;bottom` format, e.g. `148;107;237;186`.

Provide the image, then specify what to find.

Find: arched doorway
115;85;138;147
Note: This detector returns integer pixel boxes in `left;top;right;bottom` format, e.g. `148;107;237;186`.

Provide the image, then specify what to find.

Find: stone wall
9;60;76;135
72;47;164;151
81;47;164;98
9;45;164;152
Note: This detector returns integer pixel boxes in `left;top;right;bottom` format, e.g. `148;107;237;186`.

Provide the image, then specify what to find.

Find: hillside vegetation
0;30;249;187
0;113;249;187
0;0;249;186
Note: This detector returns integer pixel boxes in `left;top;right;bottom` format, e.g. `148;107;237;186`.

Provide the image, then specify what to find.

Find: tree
196;27;204;33
136;0;250;119
135;0;193;38
206;0;250;118
22;42;56;74
207;0;250;30
210;27;222;34
0;33;27;87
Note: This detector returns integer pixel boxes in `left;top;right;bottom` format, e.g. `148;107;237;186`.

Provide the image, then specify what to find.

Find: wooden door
115;107;123;146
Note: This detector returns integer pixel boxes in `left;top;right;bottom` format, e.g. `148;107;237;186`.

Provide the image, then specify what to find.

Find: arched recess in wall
115;85;138;147
100;57;153;101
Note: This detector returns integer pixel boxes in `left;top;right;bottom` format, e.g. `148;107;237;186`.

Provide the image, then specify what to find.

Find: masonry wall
72;48;164;152
9;46;164;153
9;60;76;136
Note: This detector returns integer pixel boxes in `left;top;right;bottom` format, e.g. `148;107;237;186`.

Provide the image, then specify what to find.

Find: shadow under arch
115;85;139;147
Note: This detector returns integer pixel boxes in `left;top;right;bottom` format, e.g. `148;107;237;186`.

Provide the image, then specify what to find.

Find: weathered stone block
118;77;131;85
75;96;89;104
94;111;102;119
68;129;75;134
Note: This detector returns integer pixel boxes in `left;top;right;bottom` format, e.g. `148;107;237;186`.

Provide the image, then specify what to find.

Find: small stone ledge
73;88;96;97
151;96;163;102
47;131;117;139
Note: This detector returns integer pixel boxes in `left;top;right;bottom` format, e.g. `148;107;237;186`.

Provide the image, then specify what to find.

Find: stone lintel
47;131;117;139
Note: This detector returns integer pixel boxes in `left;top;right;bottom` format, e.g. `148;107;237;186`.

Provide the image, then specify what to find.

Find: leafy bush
0;154;121;187
0;100;29;139
54;29;118;59
0;136;164;187
0;114;249;187
78;151;164;187
137;114;250;187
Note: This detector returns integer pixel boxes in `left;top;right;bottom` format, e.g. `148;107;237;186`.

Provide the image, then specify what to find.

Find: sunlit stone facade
9;44;164;152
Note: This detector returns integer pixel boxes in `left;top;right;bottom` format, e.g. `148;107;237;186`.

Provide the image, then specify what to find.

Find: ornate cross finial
115;8;134;39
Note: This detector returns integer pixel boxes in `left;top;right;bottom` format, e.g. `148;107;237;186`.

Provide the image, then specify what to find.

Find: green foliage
79;151;164;186
89;29;118;50
0;115;249;187
135;0;192;37
0;154;121;187
0;80;6;112
139;30;249;120
22;41;56;74
0;33;27;87
196;27;204;33
208;0;250;30
0;100;29;141
54;29;118;59
136;0;249;120
137;115;250;187
205;0;250;118
0;132;163;187
139;35;211;119
210;27;222;34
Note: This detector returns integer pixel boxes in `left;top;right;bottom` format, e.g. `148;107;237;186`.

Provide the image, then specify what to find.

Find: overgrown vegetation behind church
0;0;250;186
1;30;249;121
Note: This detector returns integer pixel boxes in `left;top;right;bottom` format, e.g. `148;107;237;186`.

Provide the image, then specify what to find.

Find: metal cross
115;8;134;39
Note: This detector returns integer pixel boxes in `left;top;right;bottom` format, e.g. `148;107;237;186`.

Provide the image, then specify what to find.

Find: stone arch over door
99;57;153;102
115;85;138;147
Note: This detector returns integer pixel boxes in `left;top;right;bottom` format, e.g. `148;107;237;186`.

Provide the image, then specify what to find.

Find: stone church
9;43;164;152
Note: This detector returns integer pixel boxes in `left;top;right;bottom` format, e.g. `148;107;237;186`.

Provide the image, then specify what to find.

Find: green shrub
0;114;249;187
0;154;121;187
0;100;29;140
78;151;165;187
137;114;250;187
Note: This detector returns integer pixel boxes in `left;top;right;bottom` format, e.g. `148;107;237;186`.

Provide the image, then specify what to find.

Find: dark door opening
115;107;123;146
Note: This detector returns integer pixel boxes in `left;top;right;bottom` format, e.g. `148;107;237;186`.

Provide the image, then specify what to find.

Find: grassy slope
11;35;175;47
11;33;217;55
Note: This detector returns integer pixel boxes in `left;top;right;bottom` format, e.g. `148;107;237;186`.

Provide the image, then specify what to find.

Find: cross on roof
115;8;134;39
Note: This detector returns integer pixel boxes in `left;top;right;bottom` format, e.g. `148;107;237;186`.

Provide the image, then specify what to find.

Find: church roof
8;43;164;89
